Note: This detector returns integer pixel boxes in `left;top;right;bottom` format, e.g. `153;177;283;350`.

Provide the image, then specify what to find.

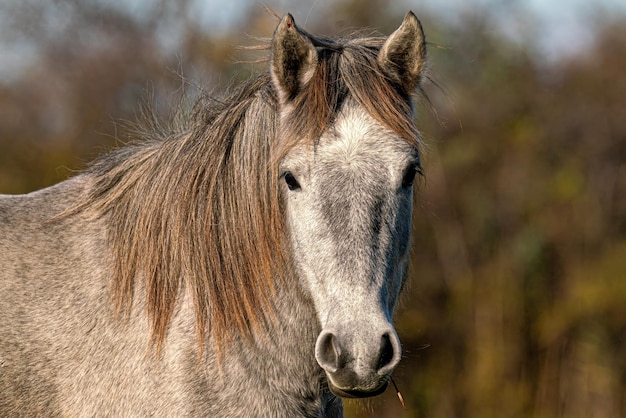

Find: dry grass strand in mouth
391;377;407;409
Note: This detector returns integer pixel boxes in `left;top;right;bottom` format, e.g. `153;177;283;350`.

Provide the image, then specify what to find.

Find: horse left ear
271;14;318;104
378;11;427;93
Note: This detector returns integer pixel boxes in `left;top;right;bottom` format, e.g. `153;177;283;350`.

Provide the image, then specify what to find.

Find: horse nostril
315;332;342;373
377;332;400;374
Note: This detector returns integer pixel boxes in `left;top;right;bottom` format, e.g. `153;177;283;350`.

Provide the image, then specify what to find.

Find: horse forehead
318;105;412;169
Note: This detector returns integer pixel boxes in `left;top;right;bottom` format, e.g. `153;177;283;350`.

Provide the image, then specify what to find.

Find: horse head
271;12;426;398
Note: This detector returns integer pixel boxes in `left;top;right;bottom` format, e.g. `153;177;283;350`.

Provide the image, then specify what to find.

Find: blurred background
1;0;625;416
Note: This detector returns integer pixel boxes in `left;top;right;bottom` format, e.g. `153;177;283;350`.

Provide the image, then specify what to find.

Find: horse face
280;102;418;397
271;12;425;398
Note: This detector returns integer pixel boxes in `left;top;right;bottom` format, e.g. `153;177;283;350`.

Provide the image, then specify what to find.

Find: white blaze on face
280;101;418;396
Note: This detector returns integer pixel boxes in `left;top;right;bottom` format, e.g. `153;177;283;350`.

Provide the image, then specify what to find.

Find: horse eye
401;163;422;188
283;172;301;191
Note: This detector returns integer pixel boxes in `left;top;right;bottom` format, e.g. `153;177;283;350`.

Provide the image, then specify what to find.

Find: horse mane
74;31;422;352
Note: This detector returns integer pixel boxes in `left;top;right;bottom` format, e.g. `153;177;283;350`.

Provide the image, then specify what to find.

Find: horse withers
0;12;427;417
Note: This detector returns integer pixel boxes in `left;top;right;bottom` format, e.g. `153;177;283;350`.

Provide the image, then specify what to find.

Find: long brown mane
76;32;422;351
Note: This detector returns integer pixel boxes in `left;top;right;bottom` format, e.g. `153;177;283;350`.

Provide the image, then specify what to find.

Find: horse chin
328;381;389;399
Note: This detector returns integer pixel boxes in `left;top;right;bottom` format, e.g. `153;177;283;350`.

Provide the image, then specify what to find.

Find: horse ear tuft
378;11;427;93
271;14;318;104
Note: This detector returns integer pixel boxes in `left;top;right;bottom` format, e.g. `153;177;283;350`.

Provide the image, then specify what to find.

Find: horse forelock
75;30;422;353
277;35;422;156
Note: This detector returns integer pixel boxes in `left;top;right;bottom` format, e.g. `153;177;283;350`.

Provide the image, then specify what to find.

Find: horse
0;11;426;417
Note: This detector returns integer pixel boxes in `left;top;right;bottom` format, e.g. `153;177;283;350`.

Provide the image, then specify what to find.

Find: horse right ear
378;11;427;93
271;14;318;104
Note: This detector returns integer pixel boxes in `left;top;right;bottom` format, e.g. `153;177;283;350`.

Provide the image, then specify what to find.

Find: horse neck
219;272;324;389
249;273;320;362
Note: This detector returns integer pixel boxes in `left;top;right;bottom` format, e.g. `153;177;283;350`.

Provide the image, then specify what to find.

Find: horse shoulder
0;176;111;415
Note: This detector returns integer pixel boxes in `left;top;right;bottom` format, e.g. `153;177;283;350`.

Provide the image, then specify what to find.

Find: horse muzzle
314;326;402;398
